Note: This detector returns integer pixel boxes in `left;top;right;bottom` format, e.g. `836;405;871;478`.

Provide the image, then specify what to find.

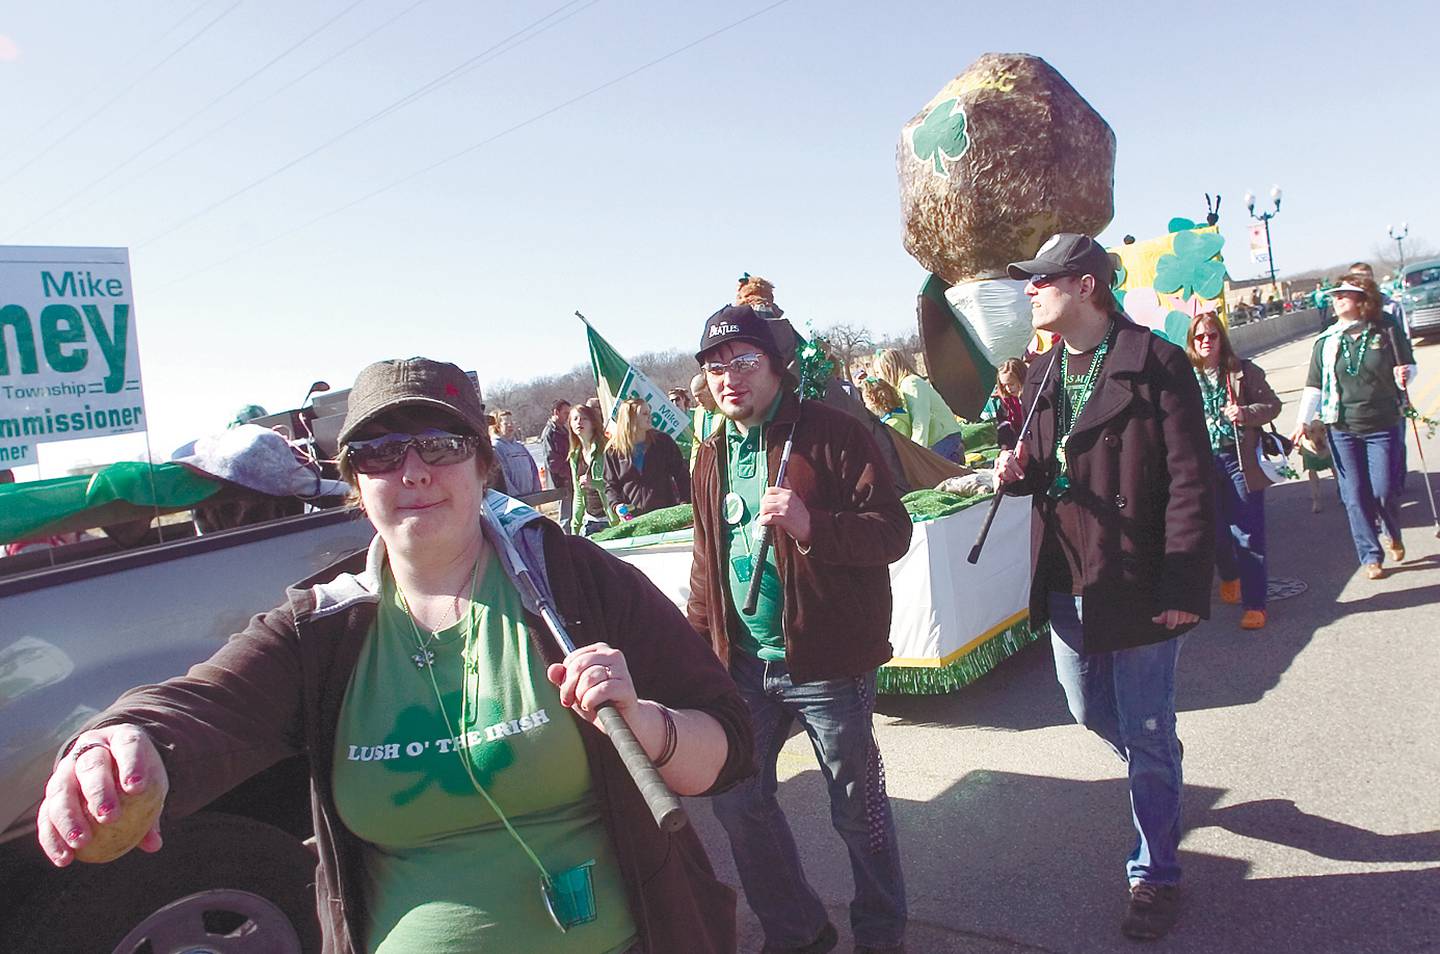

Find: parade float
597;53;1121;693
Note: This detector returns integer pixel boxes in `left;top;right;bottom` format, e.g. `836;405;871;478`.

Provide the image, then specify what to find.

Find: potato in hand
73;773;166;864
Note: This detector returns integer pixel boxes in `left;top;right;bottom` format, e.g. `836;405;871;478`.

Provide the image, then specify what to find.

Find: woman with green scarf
1290;274;1417;579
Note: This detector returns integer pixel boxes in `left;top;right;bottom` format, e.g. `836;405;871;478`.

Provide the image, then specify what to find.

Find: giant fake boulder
898;54;1116;419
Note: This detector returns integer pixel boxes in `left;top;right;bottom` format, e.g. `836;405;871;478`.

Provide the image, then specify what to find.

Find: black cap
1007;233;1118;284
695;304;778;362
338;357;487;445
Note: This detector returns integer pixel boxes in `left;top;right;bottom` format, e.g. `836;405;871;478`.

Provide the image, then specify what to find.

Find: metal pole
1263;213;1277;297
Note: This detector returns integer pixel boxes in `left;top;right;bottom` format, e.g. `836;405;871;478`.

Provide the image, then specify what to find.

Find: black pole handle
596;704;688;833
742;526;774;614
966;490;1005;564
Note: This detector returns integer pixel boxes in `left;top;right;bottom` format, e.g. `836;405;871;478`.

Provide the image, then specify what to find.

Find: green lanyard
1050;323;1115;498
397;563;593;933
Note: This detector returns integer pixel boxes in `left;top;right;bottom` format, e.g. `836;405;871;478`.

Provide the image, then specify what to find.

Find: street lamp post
1389;222;1409;274
1245;186;1282;302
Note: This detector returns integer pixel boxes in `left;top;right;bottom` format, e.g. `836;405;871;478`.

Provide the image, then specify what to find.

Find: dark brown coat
1007;316;1216;653
688;391;913;683
65;522;754;954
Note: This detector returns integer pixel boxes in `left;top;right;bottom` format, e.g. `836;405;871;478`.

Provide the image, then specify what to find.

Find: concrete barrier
1230;307;1325;358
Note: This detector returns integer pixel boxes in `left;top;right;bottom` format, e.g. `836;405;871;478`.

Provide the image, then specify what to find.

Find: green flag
580;315;691;442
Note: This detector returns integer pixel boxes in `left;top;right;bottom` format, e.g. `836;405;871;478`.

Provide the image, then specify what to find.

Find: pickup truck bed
0;505;376;952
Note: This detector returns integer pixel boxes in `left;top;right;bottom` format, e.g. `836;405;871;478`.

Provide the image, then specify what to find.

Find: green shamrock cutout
1162;310;1193;347
1154;231;1227;301
912;98;970;176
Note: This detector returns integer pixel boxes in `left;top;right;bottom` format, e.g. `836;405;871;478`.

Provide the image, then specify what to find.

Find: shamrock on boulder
898;53;1116;285
910;99;969;176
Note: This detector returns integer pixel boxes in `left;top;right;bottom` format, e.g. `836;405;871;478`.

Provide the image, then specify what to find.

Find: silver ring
71;741;109;761
601;665;614;680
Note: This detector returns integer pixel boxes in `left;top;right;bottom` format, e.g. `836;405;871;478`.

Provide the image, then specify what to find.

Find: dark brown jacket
1218;359;1284;493
1007;316;1215;653
66;497;754;954
688;391;913;683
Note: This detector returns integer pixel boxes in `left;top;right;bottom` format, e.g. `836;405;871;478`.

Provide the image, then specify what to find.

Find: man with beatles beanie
688;303;913;954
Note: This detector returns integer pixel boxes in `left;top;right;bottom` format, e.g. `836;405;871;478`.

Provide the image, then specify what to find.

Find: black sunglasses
344;429;480;475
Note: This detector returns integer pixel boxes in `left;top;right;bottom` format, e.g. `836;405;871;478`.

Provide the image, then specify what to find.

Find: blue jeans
1213;451;1268;610
1327;425;1403;566
930;431;965;463
711;651;906;948
1048;593;1184;886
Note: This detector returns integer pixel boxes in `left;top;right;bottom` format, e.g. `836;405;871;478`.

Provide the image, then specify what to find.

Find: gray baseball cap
338;357;487;445
1007;233;1118;284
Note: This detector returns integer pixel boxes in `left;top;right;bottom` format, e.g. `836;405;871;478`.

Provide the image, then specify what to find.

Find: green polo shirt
724;394;785;660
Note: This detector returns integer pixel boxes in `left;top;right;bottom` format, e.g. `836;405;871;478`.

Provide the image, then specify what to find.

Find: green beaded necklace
1049;322;1116;498
1338;325;1373;376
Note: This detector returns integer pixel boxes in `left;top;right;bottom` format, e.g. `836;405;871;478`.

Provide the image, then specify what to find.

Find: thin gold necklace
398;557;479;669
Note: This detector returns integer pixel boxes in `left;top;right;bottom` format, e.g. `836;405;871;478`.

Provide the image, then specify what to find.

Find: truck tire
0;811;321;954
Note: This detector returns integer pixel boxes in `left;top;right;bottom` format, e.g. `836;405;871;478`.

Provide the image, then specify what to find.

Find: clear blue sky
3;0;1436;469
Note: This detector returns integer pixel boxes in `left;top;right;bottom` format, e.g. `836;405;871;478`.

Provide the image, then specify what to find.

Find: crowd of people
34;238;1427;954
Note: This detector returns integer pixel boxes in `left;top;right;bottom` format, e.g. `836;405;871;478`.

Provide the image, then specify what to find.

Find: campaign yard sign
0;246;144;466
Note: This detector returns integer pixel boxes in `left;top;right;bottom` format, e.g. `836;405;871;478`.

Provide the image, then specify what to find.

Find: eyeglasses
704;352;765;376
344;429;479;475
1194;332;1221;341
1029;273;1075;288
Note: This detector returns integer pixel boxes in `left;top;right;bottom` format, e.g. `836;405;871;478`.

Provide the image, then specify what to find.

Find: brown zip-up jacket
63;495;754;953
687;391;913;683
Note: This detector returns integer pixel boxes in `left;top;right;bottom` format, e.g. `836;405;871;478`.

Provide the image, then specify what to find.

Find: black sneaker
762;922;838;954
1121;881;1180;940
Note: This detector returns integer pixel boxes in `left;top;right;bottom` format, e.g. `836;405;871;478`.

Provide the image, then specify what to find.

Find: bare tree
817;322;875;374
1370;237;1440;278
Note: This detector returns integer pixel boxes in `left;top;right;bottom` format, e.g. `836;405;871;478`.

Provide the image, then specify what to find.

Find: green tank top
332;560;636;954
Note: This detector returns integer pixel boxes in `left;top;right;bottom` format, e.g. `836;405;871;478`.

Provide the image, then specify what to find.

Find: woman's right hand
37;724;168;867
1288;425;1307;450
994;442;1028;484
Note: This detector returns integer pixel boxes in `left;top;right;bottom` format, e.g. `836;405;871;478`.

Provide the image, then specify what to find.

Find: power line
6;0;373;240
0;0;246;189
137;0;597;250
0;0;213;165
44;0;434;237
153;0;798;291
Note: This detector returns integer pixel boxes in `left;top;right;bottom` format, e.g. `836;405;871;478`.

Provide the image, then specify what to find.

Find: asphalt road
685;330;1440;954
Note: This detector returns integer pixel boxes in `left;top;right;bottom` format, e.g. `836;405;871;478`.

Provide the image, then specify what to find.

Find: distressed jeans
711;651;907;949
1048;593;1185;886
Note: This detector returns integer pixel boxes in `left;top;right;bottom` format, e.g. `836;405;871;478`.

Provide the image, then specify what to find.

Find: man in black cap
687;304;913;954
995;234;1214;941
